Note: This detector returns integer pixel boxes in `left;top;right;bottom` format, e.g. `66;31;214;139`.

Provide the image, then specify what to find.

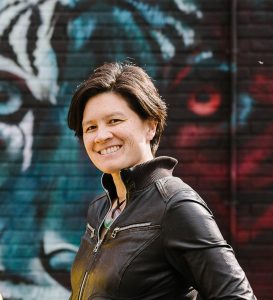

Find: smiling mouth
99;145;121;155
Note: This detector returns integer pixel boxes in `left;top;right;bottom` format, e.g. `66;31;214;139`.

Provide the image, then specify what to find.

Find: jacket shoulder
156;176;211;212
156;176;196;201
89;192;107;207
87;192;107;212
86;192;108;225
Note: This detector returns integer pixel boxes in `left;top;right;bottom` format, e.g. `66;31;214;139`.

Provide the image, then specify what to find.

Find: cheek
127;132;145;146
128;122;149;142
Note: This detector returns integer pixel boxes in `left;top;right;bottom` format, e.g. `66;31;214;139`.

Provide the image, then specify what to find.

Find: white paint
9;9;33;75
0;122;24;160
34;0;59;104
187;51;213;64
166;16;195;46
19;110;34;171
0;2;28;35
0;0;59;104
152;30;175;60
43;230;79;255
174;0;203;18
0;55;53;102
125;0;196;46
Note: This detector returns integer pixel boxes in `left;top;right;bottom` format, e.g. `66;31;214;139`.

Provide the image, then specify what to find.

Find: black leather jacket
69;156;256;300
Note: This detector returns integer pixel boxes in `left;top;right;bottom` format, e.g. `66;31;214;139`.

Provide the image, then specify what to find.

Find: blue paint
124;0;197;46
151;30;175;60
218;63;230;72
237;93;254;125
0;82;22;115
68;15;96;50
112;7;156;76
125;0;165;27
59;0;79;8
187;51;213;64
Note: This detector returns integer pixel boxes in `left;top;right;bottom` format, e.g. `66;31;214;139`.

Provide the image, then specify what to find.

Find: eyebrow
82;112;126;126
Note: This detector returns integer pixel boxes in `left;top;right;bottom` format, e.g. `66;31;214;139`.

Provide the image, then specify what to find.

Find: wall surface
0;0;272;299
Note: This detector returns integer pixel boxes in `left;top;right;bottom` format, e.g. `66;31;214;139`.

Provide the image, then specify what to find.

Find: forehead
82;92;134;123
86;91;128;105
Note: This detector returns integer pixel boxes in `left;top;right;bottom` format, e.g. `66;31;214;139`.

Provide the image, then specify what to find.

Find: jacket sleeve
162;199;257;300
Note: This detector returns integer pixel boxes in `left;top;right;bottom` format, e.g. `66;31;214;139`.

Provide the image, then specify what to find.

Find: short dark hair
67;62;167;155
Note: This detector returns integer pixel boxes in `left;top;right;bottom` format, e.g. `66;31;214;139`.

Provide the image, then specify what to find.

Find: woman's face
82;92;156;175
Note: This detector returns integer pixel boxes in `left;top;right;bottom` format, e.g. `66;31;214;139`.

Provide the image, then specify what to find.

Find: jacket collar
101;156;178;200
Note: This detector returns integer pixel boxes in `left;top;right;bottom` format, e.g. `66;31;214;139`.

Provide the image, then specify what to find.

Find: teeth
100;146;120;155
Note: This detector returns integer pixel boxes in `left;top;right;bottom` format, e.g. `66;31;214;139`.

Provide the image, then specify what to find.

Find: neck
111;172;127;201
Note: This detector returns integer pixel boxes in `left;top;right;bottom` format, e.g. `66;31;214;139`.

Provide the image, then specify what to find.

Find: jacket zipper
93;192;112;253
80;174;146;298
111;222;151;238
78;272;88;300
78;176;112;300
78;222;152;299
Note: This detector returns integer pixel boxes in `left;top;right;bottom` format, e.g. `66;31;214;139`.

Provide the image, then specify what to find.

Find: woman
67;62;256;299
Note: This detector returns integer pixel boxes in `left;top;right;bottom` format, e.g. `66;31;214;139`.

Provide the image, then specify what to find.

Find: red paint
188;86;221;116
172;66;191;87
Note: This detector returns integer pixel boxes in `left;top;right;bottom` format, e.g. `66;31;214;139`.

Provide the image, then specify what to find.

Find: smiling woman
68;62;167;157
67;62;256;300
81;92;157;175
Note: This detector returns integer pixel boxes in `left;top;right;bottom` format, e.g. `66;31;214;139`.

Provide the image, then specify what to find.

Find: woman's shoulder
157;176;210;210
158;176;217;225
161;178;225;247
86;192;109;224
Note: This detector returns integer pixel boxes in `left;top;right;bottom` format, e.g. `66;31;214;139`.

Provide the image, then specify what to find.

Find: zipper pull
111;227;119;238
93;240;101;253
87;224;95;239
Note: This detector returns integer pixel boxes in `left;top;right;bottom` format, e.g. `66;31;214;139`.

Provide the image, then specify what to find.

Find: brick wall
236;1;273;299
0;0;272;299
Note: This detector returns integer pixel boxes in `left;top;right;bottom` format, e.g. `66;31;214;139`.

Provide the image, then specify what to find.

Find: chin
97;164;123;175
100;161;134;175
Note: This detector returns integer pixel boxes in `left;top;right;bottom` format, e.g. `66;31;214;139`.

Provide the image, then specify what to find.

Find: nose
94;125;113;143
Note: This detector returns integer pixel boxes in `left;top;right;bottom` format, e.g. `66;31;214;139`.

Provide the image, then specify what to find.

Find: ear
146;119;158;141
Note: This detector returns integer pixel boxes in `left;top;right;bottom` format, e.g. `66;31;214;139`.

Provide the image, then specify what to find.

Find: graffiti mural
0;0;272;299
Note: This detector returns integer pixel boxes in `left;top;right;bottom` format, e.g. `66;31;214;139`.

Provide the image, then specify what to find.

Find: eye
0;71;35;124
109;119;122;124
85;125;97;132
171;59;228;121
187;85;221;117
0;81;22;115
